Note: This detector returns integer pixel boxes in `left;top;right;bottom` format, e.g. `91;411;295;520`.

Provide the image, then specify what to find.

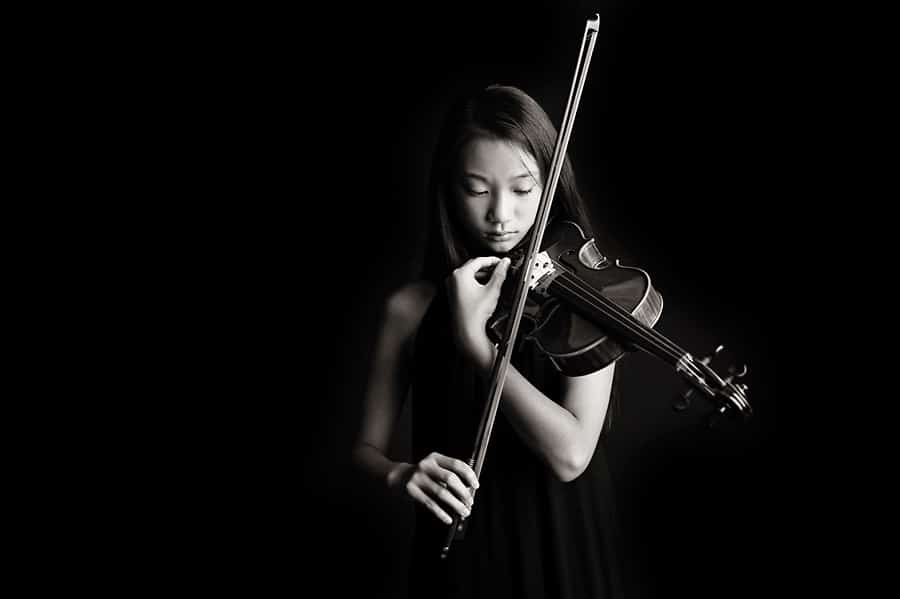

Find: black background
161;1;779;596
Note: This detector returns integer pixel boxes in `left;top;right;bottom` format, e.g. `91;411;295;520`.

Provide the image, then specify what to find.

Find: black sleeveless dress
408;284;625;599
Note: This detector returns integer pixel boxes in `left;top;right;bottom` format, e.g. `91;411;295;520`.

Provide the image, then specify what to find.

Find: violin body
489;220;663;376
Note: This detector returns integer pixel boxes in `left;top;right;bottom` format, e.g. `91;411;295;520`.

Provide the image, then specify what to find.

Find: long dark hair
421;84;593;282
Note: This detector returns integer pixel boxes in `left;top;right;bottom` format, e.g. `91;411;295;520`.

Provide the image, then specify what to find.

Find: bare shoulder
382;280;437;342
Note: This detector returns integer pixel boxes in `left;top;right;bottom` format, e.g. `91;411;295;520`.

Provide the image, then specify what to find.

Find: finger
487;257;511;291
458;256;503;276
421;460;474;509
424;478;472;519
407;483;454;525
432;454;480;491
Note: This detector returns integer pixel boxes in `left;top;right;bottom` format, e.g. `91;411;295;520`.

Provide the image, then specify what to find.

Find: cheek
460;198;485;222
521;194;541;224
455;197;484;233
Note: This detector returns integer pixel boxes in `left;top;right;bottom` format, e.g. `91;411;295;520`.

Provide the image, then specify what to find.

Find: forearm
472;348;590;481
448;260;608;482
499;365;590;481
352;442;413;492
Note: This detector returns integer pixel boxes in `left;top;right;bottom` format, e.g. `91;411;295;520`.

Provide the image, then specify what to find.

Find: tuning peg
719;366;748;394
727;363;748;379
699;345;725;365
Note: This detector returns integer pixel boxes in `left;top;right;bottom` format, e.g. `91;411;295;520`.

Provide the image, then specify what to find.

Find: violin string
550;280;681;363
550;273;711;384
549;278;708;384
548;271;686;364
551;272;684;361
551;268;685;355
559;272;715;385
550;274;743;408
549;276;726;401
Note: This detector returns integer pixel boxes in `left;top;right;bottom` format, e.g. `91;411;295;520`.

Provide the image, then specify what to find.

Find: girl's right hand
388;452;479;525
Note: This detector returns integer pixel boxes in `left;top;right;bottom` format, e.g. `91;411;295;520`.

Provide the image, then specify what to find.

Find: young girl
354;84;624;598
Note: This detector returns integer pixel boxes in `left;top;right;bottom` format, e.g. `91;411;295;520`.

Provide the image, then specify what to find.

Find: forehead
458;137;539;178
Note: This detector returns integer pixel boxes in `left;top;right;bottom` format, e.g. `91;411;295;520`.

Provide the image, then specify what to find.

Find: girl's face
453;137;542;254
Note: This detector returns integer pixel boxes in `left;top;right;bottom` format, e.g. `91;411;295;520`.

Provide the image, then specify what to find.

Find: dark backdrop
169;1;779;597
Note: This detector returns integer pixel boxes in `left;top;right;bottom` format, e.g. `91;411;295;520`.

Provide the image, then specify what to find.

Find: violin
487;218;751;419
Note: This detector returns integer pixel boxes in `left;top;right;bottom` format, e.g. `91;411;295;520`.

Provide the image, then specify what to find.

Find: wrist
455;327;496;371
386;462;413;493
470;341;497;373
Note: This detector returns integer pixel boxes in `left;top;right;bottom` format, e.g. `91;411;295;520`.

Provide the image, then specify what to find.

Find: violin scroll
674;345;752;426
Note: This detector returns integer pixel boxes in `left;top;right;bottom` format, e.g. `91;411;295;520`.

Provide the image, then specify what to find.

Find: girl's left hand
446;256;511;370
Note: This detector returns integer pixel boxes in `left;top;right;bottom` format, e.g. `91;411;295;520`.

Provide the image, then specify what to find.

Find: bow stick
441;13;601;559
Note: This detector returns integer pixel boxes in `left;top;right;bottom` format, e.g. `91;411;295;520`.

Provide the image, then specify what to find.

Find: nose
486;189;514;226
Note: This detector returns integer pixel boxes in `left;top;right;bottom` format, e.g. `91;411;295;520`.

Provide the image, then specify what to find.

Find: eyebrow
463;172;535;183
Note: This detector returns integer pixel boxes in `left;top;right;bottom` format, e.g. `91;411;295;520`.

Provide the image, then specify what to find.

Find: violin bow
441;13;601;559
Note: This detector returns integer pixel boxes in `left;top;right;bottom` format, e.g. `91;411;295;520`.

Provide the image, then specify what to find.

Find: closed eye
514;188;534;195
461;182;489;196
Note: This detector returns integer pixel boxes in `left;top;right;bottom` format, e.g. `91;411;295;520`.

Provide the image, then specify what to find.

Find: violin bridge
528;252;559;297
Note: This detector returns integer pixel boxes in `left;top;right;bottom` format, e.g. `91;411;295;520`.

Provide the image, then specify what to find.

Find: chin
484;239;519;253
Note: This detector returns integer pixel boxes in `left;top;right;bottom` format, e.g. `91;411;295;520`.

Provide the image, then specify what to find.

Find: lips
485;231;517;241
